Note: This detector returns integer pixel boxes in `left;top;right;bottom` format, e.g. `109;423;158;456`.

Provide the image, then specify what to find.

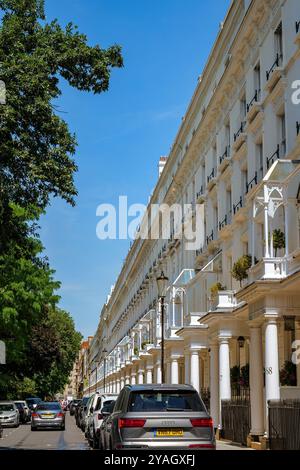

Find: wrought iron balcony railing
267;144;280;169
246;89;261;113
218;215;228;231
219;145;230;165
207;168;216;184
266;53;282;81
206;230;214;245
197;186;204;199
233;197;243;215
246;172;257;194
234;121;246;142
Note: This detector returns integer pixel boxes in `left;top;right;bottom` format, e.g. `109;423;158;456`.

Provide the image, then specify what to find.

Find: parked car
82;395;94;434
15;401;31;422
98;401;117;449
99;384;215;450
0;401;20;428
86;393;118;448
69;399;81;416
31;402;65;431
76;396;89;430
14;401;27;424
26;397;42;411
75;399;83;426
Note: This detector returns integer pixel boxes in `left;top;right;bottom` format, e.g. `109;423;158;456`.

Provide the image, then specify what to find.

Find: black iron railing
196;247;204;257
246;172;257;193
296;20;300;34
219;146;229;165
266;53;282;81
221;396;250;446
234;121;246;142
200;388;210;412
246;89;260;113
196;186;204;199
206;230;214;245
219;215;228;231
269;400;300;450
233;197;243;215
297;121;300;136
207;168;215;184
267;144;280;169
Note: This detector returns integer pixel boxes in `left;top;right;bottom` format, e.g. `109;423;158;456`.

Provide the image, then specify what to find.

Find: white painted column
116;378;120;394
184;350;190;384
265;315;280;404
146;367;153;384
138;368;144;384
284;202;289;256
131;368;136;385
190;351;200;393
249;326;265;435
251;202;255;266
219;336;231;410
120;375;125;389
156;361;162;384
209;343;219;429
171;358;179;384
264;203;270;258
295;321;300;388
125;374;130;385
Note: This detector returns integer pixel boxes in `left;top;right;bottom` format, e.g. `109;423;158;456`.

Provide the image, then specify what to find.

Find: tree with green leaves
0;0;122;398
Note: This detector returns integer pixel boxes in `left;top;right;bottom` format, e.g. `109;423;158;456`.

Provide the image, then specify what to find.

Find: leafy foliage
273;229;285;256
231;255;252;286
0;0;121;398
280;361;296;386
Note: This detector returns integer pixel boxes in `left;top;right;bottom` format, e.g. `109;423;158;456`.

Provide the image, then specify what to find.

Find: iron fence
200;387;210;412
269;399;300;450
221;398;251;446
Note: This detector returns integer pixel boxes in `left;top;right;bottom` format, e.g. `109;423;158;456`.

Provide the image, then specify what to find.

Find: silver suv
100;384;215;450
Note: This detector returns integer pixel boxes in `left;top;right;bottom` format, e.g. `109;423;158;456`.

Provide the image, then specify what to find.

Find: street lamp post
102;348;108;393
156;271;169;384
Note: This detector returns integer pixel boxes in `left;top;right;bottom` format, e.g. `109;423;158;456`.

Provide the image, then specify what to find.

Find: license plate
156;429;183;437
41;414;55;419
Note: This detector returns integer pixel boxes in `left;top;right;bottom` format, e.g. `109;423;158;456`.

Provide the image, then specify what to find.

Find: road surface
0;413;250;450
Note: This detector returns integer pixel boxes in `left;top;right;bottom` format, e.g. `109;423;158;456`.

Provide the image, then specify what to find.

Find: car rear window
127;391;205;412
36;403;61;411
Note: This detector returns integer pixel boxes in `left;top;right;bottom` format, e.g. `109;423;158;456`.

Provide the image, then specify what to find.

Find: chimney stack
158;156;168;178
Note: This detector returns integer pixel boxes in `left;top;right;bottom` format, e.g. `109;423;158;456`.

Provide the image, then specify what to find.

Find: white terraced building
85;0;300;449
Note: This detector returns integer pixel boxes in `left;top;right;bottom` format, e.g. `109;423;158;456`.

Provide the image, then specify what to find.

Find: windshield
36;403;61;411
82;397;89;406
0;404;15;412
127;391;205;412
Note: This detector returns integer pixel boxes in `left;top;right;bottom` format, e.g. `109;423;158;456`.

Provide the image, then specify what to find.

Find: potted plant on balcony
141;341;150;351
134;346;139;356
280;361;296;386
231;254;252;287
273;229;285;256
209;282;225;299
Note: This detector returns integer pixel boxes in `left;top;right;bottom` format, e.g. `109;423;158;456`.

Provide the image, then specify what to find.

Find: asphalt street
0;413;250;451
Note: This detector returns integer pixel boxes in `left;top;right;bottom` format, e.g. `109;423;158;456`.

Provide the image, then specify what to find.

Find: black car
26;397;42;411
69;399;81;416
14;402;27;423
76;397;89;429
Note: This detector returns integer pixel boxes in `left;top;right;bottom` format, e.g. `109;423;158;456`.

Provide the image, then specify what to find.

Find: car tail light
98;413;103;420
57;412;64;417
31;412;38;417
189;444;215;449
118;418;146;428
190;418;213;428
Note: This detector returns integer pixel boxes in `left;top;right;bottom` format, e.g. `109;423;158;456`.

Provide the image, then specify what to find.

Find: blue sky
40;0;230;337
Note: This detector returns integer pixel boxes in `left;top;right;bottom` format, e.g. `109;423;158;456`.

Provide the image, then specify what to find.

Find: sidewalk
216;440;253;451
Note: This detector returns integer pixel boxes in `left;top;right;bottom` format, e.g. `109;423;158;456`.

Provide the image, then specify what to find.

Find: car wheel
61;425;65;431
31;426;36;431
92;431;98;449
